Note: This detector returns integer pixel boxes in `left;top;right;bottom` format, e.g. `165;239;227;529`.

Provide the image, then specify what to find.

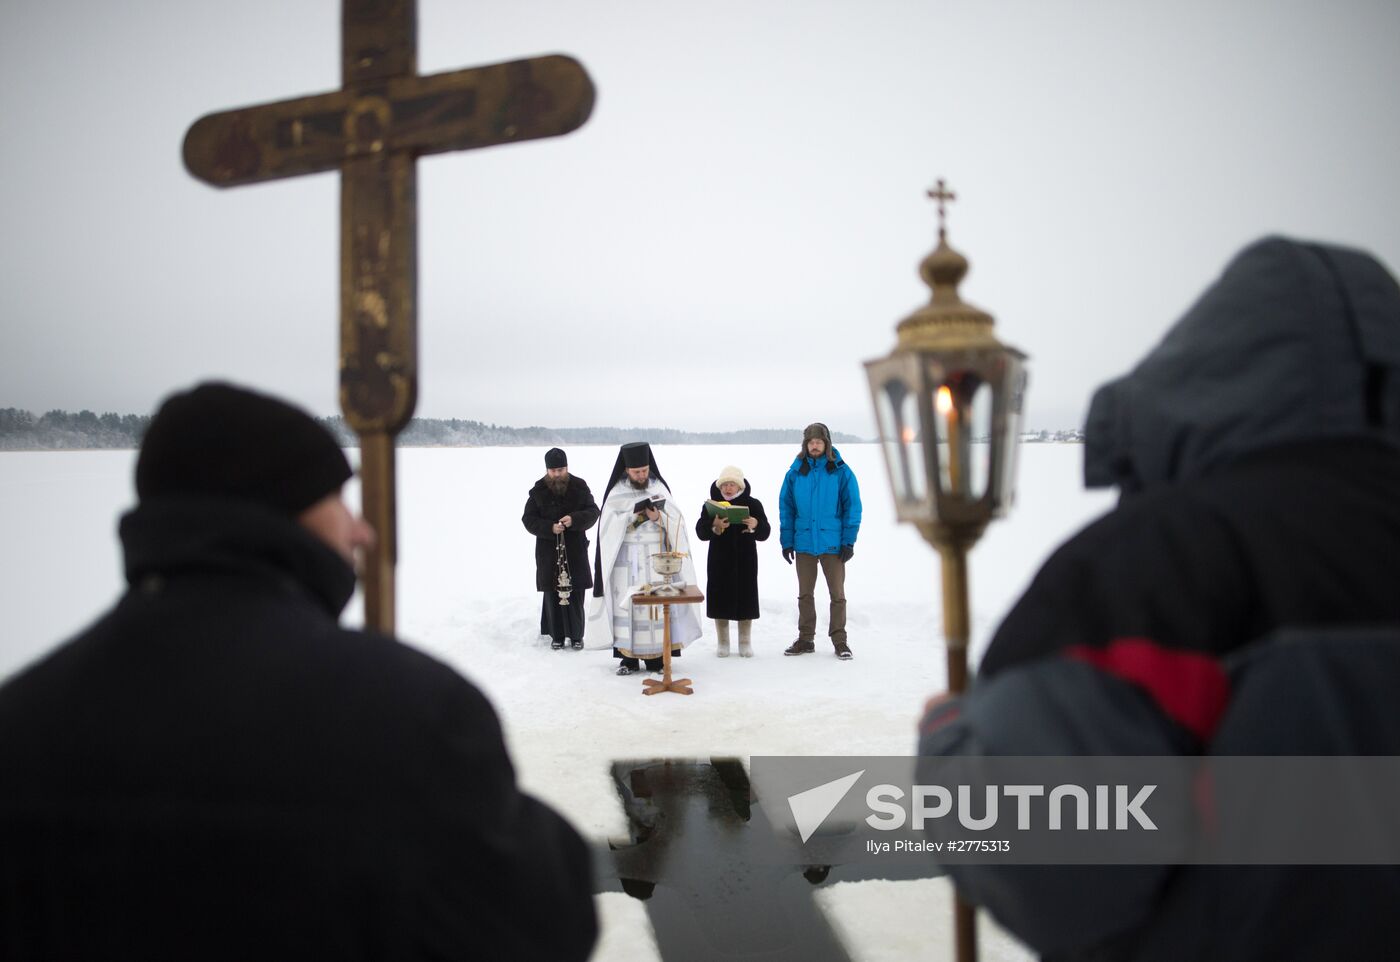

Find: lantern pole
925;527;980;962
937;542;972;695
866;180;1029;962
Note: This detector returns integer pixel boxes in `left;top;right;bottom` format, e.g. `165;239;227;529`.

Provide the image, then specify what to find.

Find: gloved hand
839;544;854;562
782;547;795;564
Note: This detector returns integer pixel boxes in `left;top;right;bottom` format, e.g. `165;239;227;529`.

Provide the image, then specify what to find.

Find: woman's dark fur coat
694;479;770;620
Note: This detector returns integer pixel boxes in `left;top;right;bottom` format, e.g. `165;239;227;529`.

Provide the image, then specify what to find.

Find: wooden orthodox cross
183;2;594;632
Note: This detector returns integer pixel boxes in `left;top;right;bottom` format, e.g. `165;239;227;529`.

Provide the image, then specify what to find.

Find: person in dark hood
694;464;771;657
522;447;599;650
979;235;1400;678
778;422;862;659
919;237;1400;960
0;382;597;962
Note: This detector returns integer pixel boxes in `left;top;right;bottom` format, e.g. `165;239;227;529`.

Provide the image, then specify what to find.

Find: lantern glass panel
932;370;985;501
969;378;993;500
992;362;1029;513
876;378;925;504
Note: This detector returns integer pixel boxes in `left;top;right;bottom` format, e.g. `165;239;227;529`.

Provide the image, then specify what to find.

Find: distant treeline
0;408;151;450
0;407;866;451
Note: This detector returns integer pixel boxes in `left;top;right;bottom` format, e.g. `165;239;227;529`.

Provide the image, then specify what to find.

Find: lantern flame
936;385;953;415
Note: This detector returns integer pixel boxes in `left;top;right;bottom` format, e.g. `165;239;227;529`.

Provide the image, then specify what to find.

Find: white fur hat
715;465;744;489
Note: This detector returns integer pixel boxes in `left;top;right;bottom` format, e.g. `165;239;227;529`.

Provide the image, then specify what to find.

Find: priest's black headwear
600;442;669;499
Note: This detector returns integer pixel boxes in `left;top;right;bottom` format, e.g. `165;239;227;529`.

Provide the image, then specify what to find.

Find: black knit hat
136;382;352;516
544;447;568;469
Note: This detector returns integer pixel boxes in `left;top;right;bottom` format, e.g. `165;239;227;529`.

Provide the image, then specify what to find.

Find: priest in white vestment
587;442;702;675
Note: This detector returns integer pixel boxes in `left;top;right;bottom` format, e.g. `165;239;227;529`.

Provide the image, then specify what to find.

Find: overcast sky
4;0;1399;436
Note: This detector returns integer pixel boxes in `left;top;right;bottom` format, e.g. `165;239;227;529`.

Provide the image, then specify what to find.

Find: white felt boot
715;619;730;657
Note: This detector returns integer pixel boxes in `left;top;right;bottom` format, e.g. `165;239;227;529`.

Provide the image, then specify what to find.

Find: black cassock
541;587;586;643
522;473;599;643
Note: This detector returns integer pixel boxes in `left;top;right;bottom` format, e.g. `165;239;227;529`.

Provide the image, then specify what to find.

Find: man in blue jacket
779;422;862;659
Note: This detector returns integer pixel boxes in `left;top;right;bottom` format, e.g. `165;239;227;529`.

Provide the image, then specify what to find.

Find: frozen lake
0;442;1113;961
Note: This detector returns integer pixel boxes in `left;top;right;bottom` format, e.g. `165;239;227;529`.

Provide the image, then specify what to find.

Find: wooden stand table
630;585;704;696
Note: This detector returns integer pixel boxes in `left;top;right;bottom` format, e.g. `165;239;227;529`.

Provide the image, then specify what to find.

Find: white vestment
585;477;702;656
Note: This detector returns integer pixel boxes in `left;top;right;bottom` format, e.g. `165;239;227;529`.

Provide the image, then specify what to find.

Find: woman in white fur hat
694;465;771;656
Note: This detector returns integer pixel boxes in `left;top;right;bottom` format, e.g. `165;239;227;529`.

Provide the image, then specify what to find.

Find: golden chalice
649;551;685;596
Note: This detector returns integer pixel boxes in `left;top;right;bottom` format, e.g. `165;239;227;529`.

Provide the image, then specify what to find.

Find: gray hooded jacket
919;237;1400;961
1084;236;1400;491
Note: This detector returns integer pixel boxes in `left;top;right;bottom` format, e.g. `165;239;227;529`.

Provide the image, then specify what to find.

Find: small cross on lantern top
926;178;957;242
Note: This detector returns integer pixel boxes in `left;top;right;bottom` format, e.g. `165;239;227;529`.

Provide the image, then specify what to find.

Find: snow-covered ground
1;443;1114;961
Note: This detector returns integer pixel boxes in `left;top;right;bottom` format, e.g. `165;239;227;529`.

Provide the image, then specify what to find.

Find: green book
704;499;750;523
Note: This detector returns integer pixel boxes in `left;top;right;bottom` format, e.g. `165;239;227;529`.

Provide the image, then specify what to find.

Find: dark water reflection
594;758;949;961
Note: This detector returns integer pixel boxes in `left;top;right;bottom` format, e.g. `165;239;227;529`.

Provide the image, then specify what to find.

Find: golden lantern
863;179;1028;962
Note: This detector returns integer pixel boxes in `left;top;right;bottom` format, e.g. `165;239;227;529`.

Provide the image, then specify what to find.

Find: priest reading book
633;496;665;517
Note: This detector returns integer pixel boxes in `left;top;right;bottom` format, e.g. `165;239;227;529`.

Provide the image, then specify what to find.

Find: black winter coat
694;480;770;620
522;474;599;593
0;497;597;962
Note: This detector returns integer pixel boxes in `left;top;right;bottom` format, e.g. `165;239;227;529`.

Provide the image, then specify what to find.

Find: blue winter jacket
779;446;861;556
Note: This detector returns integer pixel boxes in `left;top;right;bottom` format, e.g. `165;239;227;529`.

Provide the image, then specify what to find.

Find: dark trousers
540;589;585;643
796;552;847;645
614;647;677;672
